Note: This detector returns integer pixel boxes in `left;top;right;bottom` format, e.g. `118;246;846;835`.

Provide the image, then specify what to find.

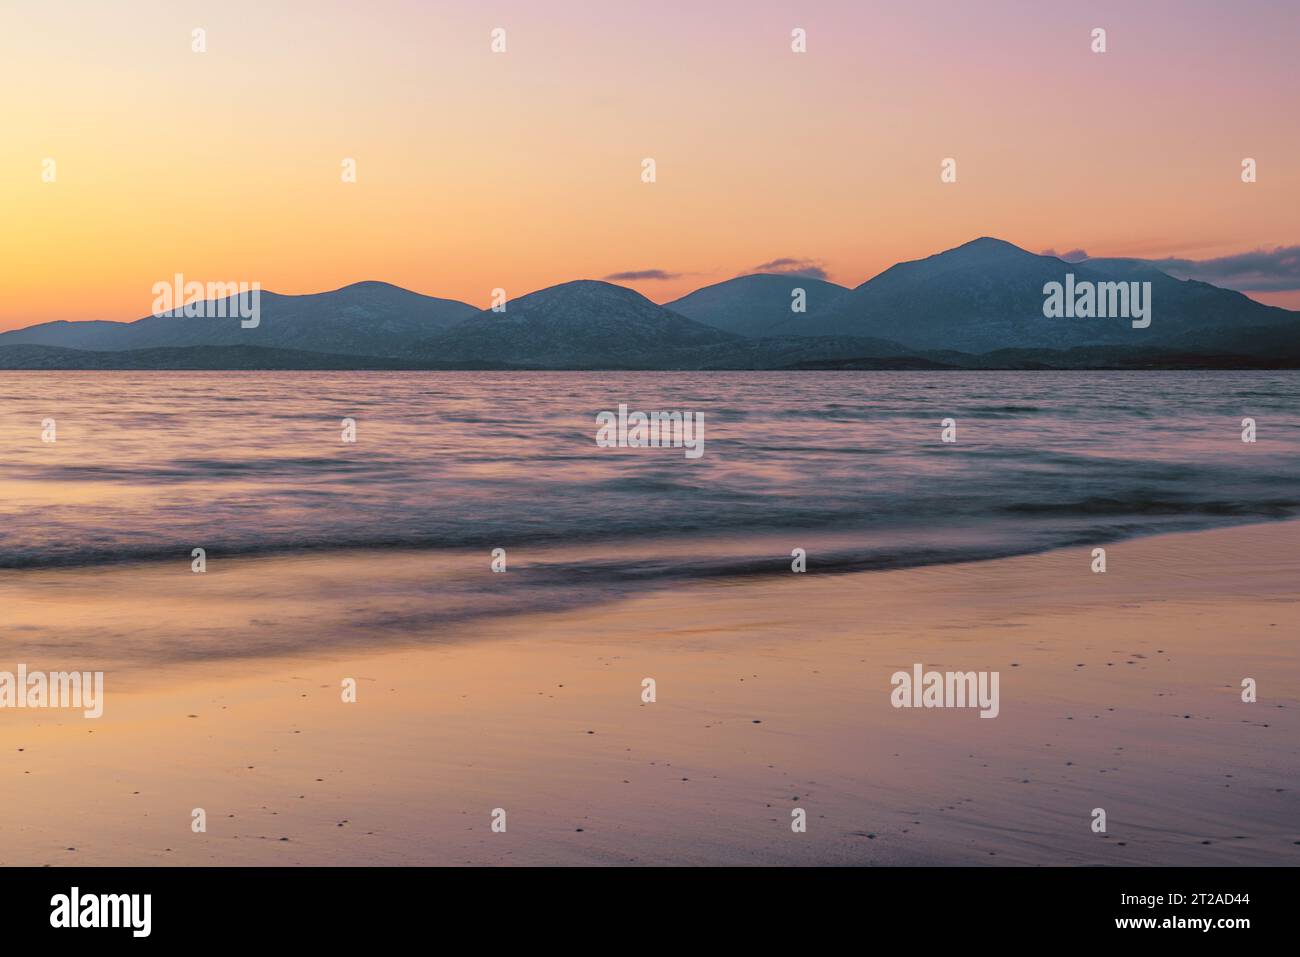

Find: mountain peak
332;280;409;293
772;236;1297;354
943;236;1034;260
539;278;644;295
423;279;737;368
665;273;848;336
958;236;1022;250
513;279;657;309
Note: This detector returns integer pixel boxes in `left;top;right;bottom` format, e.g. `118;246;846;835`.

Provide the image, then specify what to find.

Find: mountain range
0;281;476;356
4;238;1298;370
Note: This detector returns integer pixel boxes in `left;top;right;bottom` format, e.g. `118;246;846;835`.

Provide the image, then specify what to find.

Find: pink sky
2;0;1297;329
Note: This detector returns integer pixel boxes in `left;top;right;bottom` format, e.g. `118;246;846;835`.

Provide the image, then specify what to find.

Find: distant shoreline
3;343;1298;372
6;242;1300;371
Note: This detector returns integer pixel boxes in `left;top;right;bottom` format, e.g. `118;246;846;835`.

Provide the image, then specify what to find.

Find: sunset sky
2;0;1298;330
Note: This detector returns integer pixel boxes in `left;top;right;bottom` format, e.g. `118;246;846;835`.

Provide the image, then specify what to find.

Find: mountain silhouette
0;281;476;357
3;239;1297;368
665;274;848;336
417;280;739;368
776;238;1297;352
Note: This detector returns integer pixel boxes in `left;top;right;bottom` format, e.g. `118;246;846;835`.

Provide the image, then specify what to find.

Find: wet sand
2;520;1298;865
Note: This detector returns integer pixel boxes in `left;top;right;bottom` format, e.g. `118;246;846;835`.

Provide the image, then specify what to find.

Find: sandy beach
2;519;1297;866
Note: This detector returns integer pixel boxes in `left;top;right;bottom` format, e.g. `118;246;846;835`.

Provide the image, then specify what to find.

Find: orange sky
2;0;1298;330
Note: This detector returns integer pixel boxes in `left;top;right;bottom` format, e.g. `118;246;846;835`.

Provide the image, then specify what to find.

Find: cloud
1144;246;1300;292
1041;247;1090;262
748;257;830;280
602;269;681;281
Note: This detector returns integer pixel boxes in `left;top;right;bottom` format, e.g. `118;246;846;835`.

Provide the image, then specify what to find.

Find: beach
2;518;1296;866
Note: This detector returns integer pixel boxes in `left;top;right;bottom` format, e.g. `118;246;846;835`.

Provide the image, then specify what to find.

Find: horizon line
9;235;1299;331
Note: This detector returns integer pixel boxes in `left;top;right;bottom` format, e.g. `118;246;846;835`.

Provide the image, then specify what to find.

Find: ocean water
1;370;1298;581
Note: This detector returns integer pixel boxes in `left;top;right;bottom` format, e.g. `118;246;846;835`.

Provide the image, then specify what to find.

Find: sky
2;0;1298;330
